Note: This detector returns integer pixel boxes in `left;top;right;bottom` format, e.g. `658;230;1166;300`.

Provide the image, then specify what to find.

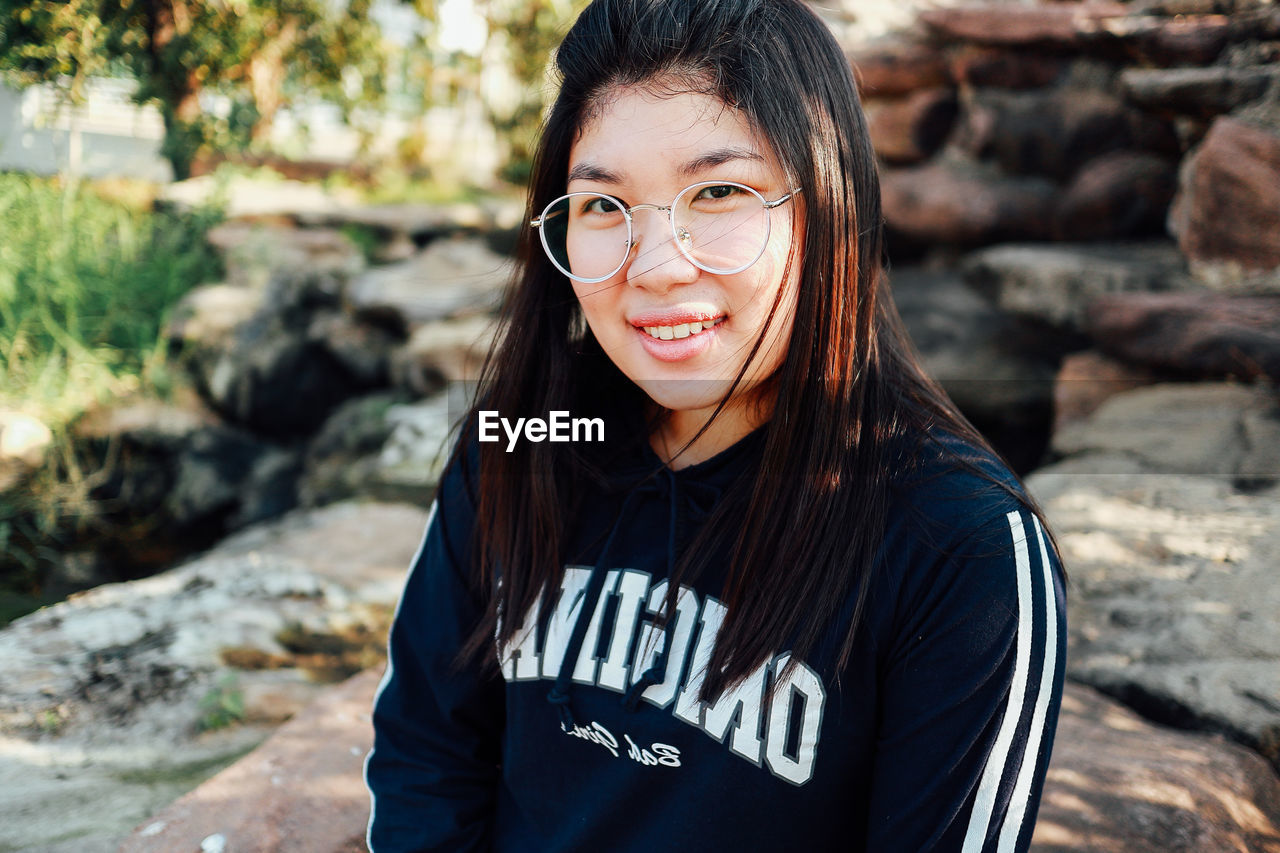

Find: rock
1085;291;1280;382
1169;116;1280;276
347;236;512;331
865;88;958;164
890;266;1059;472
1132;0;1274;14
119;669;381;853
205;222;366;290
958;89;1178;182
961;241;1197;334
70;399;293;569
73;398;222;452
179;261;382;440
1054;152;1178;241
1049;381;1280;482
0;497;425;852
1052;350;1164;434
159;175;362;222
922;3;1238;63
1027;455;1280;770
881;158;1058;245
163;424;286;528
920;4;1130;48
307;311;402;388
205;320;367;439
296;197;526;246
0;499;424;740
225;448;304;531
1034;682;1280;851
1121;66;1280;119
0;719;272;853
1107;13;1236;65
849;40;951;97
371;394;459;504
948;46;1067;89
297;393;406;508
0;411;53;492
390;313;498;397
167;283;265;355
117;677;1280;853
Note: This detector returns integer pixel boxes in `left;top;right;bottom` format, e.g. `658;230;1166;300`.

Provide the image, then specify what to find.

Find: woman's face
565;85;803;432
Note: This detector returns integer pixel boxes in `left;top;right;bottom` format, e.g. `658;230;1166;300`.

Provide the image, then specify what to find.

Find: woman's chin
635;378;732;416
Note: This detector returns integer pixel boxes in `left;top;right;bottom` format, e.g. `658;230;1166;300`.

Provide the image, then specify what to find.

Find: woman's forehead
569;84;785;182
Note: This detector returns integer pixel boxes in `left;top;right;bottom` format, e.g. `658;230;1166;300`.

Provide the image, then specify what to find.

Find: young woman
365;1;1067;851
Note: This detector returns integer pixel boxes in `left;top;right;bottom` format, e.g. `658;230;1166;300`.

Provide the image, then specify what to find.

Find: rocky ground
2;0;1280;849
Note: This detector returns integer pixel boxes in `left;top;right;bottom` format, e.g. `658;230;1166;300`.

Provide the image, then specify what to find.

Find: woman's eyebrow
678;147;764;178
567;163;625;184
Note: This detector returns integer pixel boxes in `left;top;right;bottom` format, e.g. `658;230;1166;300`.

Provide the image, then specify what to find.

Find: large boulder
948;45;1067;90
390;313;498;397
197;267;375;438
961;241;1197;334
0;500;427;853
890;266;1059;472
1121;65;1280;120
1054;152;1178;241
849;40;951;97
957;89;1178;182
1085;291;1280;382
1034;682;1280;851
159;175;363;221
204;222;366;290
881;158;1058;245
117;676;1280;853
119;669;380;853
1051;350;1164;434
69;398;299;568
920;4;1131;49
1029;432;1280;768
864;88;958;165
346;236;512;332
1049;381;1280;482
1168;116;1280;283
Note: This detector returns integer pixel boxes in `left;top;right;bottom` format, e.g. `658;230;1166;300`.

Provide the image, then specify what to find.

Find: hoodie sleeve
865;506;1067;853
365;446;504;852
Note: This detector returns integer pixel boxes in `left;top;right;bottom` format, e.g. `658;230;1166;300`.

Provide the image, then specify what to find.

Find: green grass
0;172;224;424
0;171;224;619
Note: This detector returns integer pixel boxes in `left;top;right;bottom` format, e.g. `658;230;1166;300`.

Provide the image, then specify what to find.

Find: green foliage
0;0;108;100
0;172;223;615
0;1;390;179
197;673;246;732
0;172;223;424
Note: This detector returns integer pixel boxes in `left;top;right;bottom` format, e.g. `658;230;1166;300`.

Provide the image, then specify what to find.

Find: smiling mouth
639;316;725;341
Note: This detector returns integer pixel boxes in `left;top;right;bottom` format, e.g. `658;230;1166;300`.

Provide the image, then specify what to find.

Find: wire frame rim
535;181;777;283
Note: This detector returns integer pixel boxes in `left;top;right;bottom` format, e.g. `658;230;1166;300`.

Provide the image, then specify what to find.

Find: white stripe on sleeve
996;515;1059;853
961;510;1034;853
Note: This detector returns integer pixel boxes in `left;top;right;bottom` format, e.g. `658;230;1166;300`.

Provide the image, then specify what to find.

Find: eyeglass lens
540;184;771;281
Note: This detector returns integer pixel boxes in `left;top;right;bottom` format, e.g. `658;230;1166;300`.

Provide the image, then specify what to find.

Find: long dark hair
456;0;1056;699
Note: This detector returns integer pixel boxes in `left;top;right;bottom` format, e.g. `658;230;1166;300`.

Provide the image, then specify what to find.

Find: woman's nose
624;208;699;291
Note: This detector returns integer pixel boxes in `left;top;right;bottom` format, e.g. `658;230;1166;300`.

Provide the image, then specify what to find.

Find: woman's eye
696;184;741;201
583;196;623;215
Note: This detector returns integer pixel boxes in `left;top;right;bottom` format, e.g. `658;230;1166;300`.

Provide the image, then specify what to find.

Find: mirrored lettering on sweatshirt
498;566;826;786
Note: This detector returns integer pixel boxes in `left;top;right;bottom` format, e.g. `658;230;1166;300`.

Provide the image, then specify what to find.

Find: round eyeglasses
530;181;802;284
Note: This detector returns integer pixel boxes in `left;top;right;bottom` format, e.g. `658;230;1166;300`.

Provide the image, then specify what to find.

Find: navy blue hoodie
365;423;1066;852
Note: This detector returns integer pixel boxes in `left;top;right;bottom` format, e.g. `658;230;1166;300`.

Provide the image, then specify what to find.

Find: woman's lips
633;315;724;362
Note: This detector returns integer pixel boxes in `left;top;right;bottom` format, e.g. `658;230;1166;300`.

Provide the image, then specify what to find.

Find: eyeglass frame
529;180;803;284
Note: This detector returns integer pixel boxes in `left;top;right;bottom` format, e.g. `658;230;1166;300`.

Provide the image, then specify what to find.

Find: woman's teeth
641;317;723;340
